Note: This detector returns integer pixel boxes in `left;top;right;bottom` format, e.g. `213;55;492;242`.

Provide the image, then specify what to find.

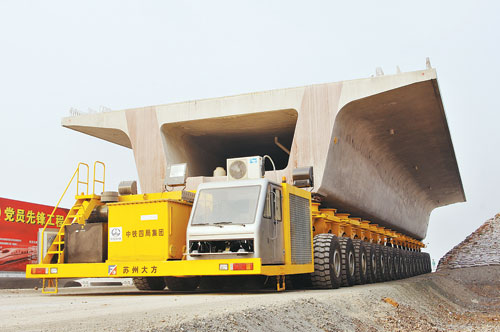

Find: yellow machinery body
27;162;427;293
108;199;191;261
27;182;314;287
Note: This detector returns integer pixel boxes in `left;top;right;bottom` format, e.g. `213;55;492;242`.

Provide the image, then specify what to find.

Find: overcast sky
0;1;498;264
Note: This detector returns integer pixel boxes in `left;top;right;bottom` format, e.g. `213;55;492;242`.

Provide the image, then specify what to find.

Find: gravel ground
0;266;498;332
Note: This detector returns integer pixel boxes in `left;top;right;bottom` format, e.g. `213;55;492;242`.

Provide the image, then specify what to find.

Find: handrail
40;162;89;264
77;163;89;195
92;161;106;195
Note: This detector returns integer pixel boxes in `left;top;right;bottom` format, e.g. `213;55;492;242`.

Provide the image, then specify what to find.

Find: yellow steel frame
27;258;313;279
311;202;425;250
42;278;58;294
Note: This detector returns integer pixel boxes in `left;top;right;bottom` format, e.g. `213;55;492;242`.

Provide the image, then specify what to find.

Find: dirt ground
0;266;498;332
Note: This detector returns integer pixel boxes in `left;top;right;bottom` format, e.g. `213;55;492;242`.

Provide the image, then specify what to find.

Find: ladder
41;161;106;294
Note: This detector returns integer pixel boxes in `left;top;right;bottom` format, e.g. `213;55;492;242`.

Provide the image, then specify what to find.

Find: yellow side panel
167;201;192;258
108;200;191;261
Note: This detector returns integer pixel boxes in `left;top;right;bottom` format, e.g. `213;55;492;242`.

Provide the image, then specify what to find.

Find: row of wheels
132;233;431;291
311;233;431;289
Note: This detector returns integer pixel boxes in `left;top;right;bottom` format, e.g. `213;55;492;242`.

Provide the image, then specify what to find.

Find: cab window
273;188;282;221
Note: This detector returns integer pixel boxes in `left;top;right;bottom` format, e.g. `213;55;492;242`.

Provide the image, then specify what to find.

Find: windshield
191;185;261;225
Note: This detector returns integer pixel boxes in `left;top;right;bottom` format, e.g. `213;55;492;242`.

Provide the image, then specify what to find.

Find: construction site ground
1;266;498;332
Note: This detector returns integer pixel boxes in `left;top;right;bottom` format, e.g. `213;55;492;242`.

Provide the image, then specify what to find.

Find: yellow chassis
26;258;313;279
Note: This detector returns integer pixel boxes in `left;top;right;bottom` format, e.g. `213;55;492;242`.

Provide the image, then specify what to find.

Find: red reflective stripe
31;268;48;274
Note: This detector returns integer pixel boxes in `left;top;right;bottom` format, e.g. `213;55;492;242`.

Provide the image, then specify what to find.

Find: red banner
0;197;69;271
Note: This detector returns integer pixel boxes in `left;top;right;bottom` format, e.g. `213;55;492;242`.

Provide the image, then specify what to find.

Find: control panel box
108;199;191;261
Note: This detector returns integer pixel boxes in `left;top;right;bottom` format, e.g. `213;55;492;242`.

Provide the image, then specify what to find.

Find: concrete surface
0;266;498;332
62;67;465;239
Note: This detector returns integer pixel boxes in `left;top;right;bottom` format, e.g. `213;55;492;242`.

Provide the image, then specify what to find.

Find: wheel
392;247;401;280
398;249;404;278
374;244;387;282
366;243;377;283
352;239;367;285
165;276;200;291
407;252;413;277
311;233;342;289
401;250;410;278
133;277;166;291
399;250;406;278
416;253;423;275
393;248;401;279
384;246;394;281
424;252;431;273
409;252;416;276
339;237;356;287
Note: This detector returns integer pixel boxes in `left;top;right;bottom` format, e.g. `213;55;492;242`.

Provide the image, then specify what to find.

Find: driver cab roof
195;178;281;190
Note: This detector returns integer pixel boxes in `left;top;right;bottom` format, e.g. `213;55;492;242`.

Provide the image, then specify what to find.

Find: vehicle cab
186;178;285;265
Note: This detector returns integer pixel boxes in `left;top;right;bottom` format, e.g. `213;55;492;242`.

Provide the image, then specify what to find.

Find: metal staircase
40;161;106;293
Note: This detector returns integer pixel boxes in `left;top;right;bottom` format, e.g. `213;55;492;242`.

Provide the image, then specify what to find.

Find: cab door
270;185;285;264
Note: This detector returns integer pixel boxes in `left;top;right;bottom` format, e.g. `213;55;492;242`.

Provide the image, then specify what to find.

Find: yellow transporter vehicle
26;161;429;293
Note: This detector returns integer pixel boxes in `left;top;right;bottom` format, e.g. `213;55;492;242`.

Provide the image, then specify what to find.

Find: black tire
393;248;401;279
384;246;394;281
352;239;367;285
415;252;420;275
409;252;416;276
401;250;410;278
424;252;431;273
399;250;406;278
375;244;387;282
133;277;166;291
365;243;377;283
416;253;423;275
368;243;378;283
311;234;342;289
339;237;356;287
407;251;413;277
165;276;200;291
398;249;404;278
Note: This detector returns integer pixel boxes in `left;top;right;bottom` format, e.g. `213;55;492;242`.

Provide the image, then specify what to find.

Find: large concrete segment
61;67;465;239
321;80;465;239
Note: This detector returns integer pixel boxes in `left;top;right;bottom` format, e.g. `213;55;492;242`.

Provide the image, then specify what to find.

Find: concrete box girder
62;68;464;240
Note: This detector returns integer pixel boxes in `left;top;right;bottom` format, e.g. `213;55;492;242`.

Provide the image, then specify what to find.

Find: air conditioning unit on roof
226;156;263;181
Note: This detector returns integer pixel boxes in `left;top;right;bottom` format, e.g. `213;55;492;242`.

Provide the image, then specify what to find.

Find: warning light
31;268;48;275
231;263;253;271
219;264;229;271
50;268;58;274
